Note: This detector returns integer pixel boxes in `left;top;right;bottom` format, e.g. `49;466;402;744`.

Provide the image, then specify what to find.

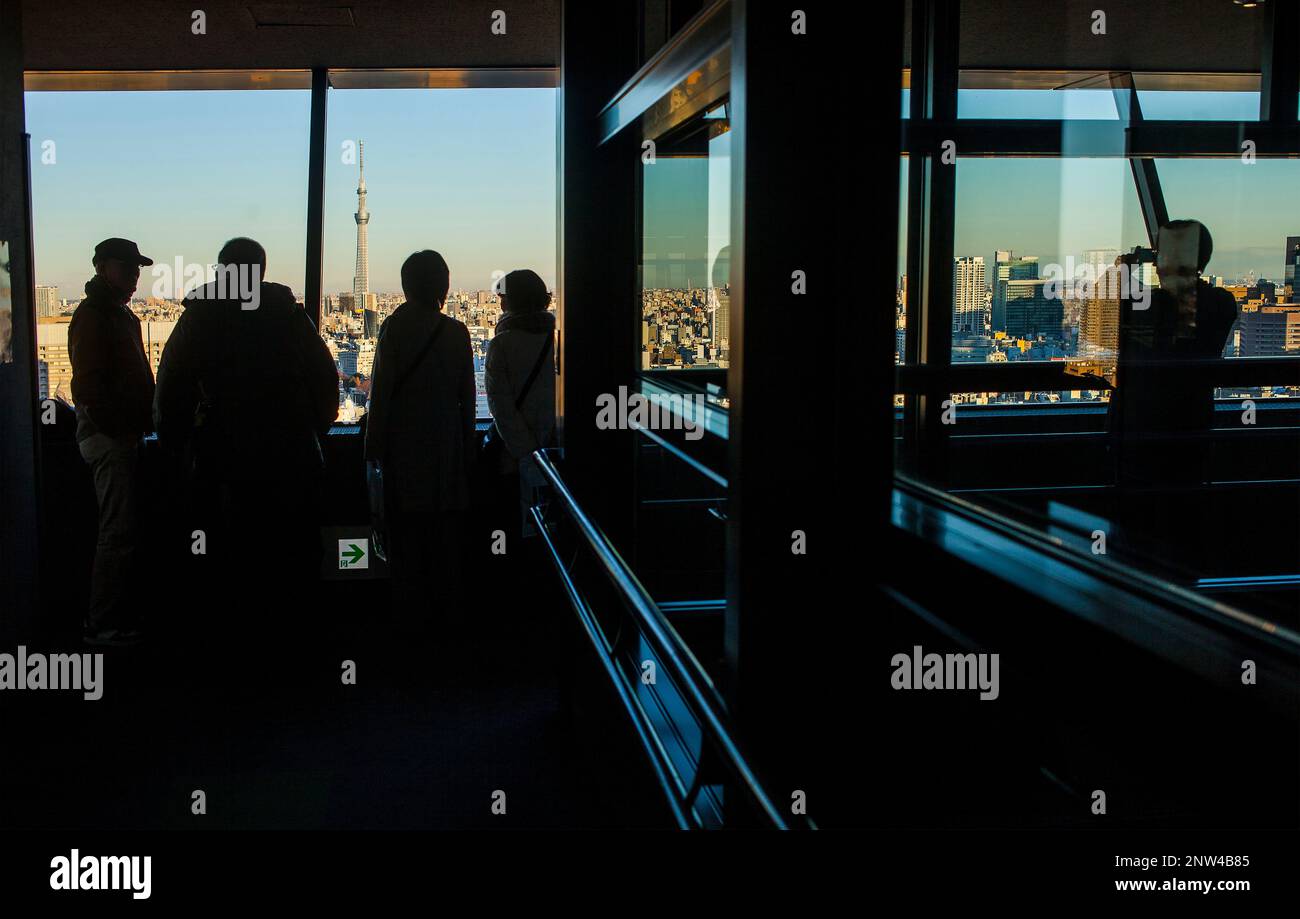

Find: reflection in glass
641;105;731;381
953;157;1149;381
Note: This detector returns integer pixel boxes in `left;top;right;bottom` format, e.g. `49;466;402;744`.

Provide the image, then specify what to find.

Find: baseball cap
92;238;153;267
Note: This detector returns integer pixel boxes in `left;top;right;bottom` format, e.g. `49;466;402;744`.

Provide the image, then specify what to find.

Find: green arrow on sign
343;543;365;566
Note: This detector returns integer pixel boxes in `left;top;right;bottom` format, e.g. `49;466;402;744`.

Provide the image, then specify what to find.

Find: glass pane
1136;86;1260;121
958;81;1121;120
636;99;731;611
952;157;1149;371
897;156;908;364
1154;159;1300;376
323;87;557;422
25;89;310;405
958;74;1261;121
641;105;731;378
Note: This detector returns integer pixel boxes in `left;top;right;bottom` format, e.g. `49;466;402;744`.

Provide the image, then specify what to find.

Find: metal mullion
1261;0;1300;123
905;120;1300;157
1108;72;1168;247
303;68;328;329
909;0;959;483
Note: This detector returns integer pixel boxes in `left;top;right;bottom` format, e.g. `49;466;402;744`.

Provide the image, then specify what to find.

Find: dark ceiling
907;0;1267;73
22;1;560;71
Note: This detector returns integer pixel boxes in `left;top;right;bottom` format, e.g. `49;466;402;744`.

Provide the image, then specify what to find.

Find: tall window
322;87;557;421
24;88;310;405
640;103;731;380
898;0;1299;617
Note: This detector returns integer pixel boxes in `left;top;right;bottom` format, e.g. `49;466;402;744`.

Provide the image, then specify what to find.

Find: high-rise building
1080;263;1122;361
952;255;985;335
710;285;729;356
710;246;729;360
337;340;360;377
1003;277;1063;340
35;285;59;319
352;140;370;311
991;251;1038;334
1082;249;1121;298
1246;279;1276;308
35;317;72;401
140;320;176;378
1284;236;1299;300
1239;304;1300;356
356;339;377;376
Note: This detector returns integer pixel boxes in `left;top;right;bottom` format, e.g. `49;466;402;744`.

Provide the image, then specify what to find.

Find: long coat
365;302;477;513
484;309;556;475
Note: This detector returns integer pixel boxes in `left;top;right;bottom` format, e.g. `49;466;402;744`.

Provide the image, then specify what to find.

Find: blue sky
25;88;556;297
898;89;1300;283
23;86;1296;297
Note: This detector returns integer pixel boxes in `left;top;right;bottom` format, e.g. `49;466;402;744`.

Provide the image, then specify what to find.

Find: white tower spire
352;140;370;311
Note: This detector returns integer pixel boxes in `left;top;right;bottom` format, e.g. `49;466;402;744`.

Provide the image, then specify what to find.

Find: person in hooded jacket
484;268;556;538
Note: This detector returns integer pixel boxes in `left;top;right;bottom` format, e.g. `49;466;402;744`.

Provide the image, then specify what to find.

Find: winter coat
364;301;477;513
69;275;156;442
153;279;339;486
484;309;556;475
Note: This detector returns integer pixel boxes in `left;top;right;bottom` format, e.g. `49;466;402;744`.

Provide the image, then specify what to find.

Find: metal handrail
529;505;693;830
530;448;793;829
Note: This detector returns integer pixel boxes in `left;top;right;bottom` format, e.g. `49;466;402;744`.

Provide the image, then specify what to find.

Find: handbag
369;314;448;562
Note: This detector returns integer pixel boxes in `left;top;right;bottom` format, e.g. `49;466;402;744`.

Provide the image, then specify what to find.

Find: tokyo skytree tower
352;140;370;309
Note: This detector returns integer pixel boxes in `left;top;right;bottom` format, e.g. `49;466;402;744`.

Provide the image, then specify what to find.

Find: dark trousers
78;432;141;631
387;506;465;636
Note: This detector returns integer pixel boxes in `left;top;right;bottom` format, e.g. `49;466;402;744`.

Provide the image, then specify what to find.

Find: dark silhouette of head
1157;220;1214;298
1161;219;1213;271
402;250;450;308
91;237;151;298
218;237;267;275
499;269;549;314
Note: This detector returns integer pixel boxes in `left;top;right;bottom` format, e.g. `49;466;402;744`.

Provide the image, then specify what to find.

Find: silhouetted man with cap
69;237;156;646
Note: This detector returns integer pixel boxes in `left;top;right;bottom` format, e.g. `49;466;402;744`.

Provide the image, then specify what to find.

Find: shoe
83;626;145;648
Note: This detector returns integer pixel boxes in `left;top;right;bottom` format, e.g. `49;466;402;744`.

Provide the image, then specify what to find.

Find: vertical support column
0;0;40;643
726;1;902;825
904;0;958;485
303;68;328;329
557;1;640;548
1261;0;1300;123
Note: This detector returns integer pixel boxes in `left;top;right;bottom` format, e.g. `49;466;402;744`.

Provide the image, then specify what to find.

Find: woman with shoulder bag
365;250;477;635
482;269;556;539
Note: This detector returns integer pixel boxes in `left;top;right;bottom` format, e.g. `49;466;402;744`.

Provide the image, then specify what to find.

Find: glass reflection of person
1115;220;1238;489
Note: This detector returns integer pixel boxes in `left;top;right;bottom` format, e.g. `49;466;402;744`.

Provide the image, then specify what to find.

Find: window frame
21;67;561;424
899;0;1300;484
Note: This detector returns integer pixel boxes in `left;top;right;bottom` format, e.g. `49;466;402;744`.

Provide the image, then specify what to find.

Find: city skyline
25;88;557;297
